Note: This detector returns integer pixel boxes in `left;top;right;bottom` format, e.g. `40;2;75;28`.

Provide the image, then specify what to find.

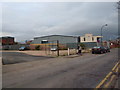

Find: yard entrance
43;40;59;56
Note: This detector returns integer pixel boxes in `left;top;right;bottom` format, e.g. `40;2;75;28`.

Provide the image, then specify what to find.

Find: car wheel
100;51;103;54
2;60;5;65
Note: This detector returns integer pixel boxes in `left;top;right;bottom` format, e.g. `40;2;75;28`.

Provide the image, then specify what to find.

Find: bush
80;43;86;49
60;47;68;50
59;45;68;50
35;45;40;50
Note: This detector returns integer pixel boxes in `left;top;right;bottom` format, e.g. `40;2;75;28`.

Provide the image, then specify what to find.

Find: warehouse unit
31;35;80;49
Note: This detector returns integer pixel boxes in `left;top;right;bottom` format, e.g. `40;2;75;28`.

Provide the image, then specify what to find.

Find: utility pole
57;40;59;56
117;1;120;9
100;24;108;46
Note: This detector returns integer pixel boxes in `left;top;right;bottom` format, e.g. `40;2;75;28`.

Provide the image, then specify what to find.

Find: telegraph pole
100;24;108;46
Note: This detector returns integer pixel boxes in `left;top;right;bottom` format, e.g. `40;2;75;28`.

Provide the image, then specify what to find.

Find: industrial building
30;35;80;49
0;36;15;45
30;34;103;49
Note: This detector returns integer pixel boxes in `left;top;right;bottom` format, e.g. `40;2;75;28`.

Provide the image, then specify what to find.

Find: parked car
92;46;106;54
50;47;57;51
104;47;110;52
19;46;30;51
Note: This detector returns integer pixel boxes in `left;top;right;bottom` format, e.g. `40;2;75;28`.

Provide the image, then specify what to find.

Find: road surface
2;48;119;88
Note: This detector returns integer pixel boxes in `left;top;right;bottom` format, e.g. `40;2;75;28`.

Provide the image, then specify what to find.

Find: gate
43;40;59;56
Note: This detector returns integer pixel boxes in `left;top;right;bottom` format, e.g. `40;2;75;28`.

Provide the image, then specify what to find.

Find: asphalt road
2;51;54;65
2;48;119;88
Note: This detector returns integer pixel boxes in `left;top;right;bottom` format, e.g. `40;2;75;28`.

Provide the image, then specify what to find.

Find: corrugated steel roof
34;35;79;39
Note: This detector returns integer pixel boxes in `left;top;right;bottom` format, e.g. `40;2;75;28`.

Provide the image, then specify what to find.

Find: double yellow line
96;61;119;88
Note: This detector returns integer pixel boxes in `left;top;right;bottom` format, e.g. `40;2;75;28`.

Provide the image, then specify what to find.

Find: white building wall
80;34;102;43
93;36;97;42
85;34;92;42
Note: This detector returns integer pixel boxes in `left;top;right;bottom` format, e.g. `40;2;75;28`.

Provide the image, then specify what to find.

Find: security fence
30;40;59;56
1;44;29;50
30;40;78;56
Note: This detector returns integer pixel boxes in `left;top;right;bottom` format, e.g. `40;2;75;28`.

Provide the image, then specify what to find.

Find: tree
80;43;86;49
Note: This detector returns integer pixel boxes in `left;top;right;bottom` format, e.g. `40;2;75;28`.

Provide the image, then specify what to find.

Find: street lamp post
101;24;108;46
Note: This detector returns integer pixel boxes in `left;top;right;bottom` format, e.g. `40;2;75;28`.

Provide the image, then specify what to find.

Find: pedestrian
78;45;82;55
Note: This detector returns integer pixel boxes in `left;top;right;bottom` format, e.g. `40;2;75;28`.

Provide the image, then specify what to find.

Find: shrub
80;43;86;49
35;45;40;50
59;45;68;50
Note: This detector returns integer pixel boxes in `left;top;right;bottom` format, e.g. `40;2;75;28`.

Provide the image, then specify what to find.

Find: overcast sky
1;2;118;42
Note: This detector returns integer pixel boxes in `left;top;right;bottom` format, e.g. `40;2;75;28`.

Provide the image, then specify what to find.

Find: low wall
11;49;77;56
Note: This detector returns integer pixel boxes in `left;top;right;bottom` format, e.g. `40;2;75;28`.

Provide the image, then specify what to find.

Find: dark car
92;46;106;54
19;46;30;51
104;47;110;52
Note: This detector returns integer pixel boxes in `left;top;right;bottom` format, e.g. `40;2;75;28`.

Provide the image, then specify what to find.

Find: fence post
68;48;70;56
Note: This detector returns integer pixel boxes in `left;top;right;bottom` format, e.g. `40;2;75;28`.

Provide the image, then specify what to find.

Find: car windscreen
20;47;25;49
93;47;100;48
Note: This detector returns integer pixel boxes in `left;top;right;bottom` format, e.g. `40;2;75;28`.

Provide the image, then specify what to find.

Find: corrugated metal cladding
31;35;80;49
31;35;79;44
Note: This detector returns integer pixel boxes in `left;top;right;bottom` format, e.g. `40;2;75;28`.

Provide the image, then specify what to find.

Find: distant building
80;34;102;48
109;37;120;48
0;36;15;45
80;34;102;43
25;40;33;45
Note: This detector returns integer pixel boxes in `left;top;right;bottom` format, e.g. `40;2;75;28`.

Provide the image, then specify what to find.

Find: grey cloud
2;2;118;42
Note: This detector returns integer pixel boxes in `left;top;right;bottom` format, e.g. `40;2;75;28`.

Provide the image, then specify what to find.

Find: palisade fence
41;40;59;56
30;40;78;56
1;44;29;50
1;40;78;56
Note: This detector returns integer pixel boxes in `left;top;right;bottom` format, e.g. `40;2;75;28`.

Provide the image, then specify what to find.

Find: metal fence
30;40;60;56
30;41;78;56
1;44;29;50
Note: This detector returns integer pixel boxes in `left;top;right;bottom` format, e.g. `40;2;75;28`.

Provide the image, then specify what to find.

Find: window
92;37;94;41
84;38;86;41
41;40;48;44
